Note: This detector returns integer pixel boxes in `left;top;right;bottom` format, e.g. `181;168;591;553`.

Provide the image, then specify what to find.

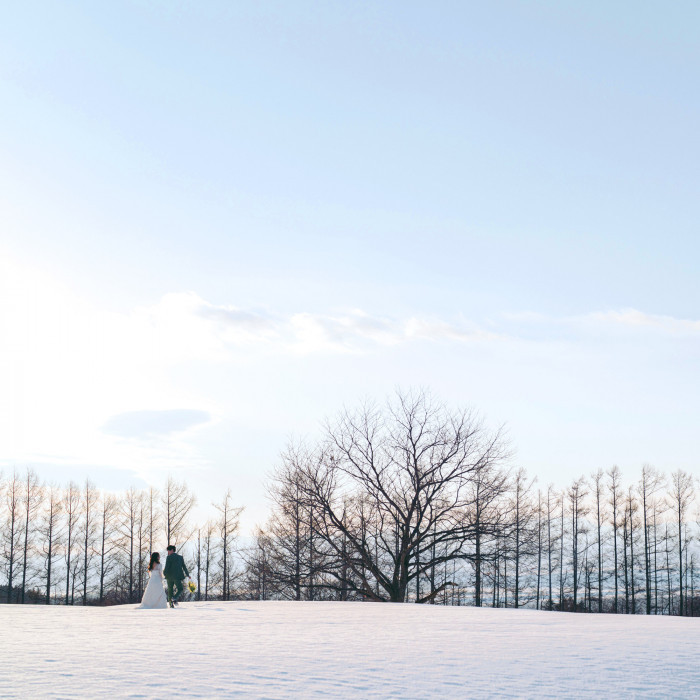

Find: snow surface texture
2;601;699;699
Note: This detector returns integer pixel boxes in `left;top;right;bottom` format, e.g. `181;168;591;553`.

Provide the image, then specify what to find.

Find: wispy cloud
192;297;501;354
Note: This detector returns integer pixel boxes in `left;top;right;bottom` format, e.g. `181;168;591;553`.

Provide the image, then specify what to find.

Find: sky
1;1;699;532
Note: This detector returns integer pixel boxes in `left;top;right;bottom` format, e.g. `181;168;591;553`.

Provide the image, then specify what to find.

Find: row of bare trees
3;391;699;612
0;473;207;604
245;391;700;614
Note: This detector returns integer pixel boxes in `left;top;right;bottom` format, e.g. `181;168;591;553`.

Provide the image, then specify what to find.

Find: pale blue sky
1;2;699;529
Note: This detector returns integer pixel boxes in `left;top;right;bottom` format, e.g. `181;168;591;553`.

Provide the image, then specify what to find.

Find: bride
138;552;168;609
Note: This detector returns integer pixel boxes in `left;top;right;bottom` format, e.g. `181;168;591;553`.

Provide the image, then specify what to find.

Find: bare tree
146;486;161;555
668;470;694;616
19;469;43;603
40;484;63;605
281;390;509;603
622;486;639;613
638;465;665;615
266;446;356;602
162;478;195;547
536;489;543;610
195;526;202;600
98;493;120;604
3;472;24;603
558;489;566;609
591;469;605;613
544;484;560;610
568;476;589;611
120;487;141;603
80;480;100;604
136;495;147;600
607;465;622;613
214;489;243;600
663;522;674;613
265;452;311;601
202;520;216;600
652;498;665;614
509;468;537;609
62;482;81;605
243;527;275;600
464;458;509;607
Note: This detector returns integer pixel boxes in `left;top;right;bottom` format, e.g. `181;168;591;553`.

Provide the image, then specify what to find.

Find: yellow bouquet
188;580;197;593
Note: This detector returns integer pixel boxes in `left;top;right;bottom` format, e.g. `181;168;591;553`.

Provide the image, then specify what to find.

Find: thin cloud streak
193;296;503;354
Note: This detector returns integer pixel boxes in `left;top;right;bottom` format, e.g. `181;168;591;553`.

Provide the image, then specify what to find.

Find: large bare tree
281;390;508;602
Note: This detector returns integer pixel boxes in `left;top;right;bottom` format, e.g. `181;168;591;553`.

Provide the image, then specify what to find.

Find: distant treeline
2;391;698;614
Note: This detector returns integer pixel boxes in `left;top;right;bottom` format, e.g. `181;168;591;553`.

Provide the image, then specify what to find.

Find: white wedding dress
138;562;168;609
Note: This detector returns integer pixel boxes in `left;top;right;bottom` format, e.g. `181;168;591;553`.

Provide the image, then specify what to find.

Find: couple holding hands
139;544;192;609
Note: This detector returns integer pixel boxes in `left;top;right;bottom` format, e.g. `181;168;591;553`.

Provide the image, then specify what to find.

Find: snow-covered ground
2;601;699;699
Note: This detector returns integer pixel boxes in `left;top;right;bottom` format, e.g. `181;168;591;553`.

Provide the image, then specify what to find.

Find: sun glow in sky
1;2;699;531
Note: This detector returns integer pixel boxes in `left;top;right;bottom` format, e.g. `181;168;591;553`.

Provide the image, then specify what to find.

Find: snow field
2;601;699;698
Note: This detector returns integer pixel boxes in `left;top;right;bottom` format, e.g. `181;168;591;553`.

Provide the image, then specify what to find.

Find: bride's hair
148;552;160;571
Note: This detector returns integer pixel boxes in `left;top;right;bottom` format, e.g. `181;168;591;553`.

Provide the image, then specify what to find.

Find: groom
163;544;189;608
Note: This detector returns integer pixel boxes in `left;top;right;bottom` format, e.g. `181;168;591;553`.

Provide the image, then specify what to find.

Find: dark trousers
166;577;184;603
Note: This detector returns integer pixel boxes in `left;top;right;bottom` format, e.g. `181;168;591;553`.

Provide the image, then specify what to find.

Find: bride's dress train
138;562;168;609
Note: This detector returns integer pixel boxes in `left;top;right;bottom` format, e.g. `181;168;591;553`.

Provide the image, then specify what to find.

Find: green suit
163;552;189;604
